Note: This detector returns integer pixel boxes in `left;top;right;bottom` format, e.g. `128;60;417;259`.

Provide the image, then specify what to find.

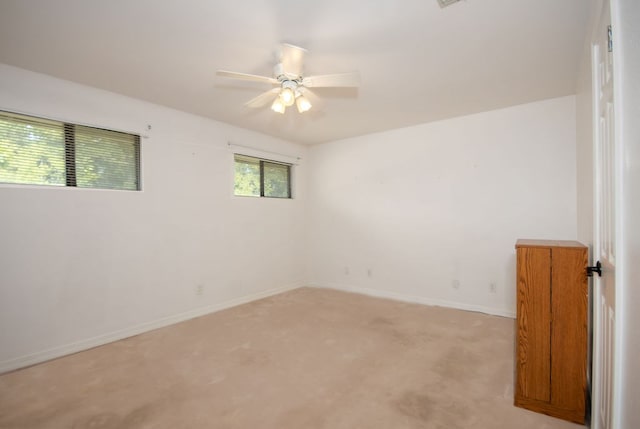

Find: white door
592;1;617;428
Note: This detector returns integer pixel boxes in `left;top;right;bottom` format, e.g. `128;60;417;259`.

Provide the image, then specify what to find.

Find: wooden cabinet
514;239;588;424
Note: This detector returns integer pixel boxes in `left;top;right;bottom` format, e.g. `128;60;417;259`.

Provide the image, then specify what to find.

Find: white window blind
234;154;291;198
0;111;140;190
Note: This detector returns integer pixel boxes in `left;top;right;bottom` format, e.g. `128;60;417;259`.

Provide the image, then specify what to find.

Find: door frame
589;0;625;427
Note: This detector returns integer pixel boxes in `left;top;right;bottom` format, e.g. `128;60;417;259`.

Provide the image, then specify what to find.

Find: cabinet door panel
516;247;551;402
550;247;588;412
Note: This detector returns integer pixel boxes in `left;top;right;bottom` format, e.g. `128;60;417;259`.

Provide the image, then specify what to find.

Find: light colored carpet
0;287;583;429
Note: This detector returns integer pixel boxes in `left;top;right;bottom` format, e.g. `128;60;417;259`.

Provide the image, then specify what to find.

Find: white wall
0;64;583;373
307;96;578;317
0;64;308;372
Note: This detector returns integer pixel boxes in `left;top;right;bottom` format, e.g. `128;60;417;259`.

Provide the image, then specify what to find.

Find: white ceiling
0;0;591;145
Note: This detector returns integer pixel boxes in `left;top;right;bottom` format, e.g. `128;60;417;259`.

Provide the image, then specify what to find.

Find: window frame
233;153;292;199
0;110;141;191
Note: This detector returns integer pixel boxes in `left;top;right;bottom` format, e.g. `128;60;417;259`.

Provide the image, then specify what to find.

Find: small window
0;111;140;190
234;154;291;198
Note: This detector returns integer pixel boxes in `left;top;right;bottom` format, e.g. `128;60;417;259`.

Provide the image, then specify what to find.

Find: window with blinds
234;154;291;198
0;111;140;190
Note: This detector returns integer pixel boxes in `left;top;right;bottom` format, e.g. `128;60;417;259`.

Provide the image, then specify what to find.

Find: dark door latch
587;261;602;277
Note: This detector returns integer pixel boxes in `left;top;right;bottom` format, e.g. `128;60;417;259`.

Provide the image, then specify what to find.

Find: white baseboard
309;282;516;319
0;283;302;374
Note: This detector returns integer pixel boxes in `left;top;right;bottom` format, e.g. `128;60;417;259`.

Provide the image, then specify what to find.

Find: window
0;111;140;190
234;154;291;198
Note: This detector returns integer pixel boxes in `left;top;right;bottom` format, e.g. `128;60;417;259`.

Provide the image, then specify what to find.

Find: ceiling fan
216;44;360;114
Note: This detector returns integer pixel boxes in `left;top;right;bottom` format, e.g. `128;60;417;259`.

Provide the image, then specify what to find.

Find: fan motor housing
281;80;298;90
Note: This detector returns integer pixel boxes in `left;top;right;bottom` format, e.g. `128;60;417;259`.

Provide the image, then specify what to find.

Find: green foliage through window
0;111;140;190
234;154;291;198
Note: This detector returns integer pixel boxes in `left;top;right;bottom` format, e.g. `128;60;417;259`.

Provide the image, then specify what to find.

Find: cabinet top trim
516;239;587;249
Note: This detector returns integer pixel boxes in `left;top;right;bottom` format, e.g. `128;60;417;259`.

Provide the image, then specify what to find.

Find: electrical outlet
344;266;350;275
489;282;497;294
367;268;372;278
196;284;204;296
452;280;460;290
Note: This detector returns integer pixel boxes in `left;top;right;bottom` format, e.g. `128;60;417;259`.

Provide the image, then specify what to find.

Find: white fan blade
245;88;280;108
302;72;360;88
216;70;278;84
280;44;307;77
298;87;321;106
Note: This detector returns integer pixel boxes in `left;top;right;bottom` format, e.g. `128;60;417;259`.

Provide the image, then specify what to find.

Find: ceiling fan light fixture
280;87;295;106
271;98;286;114
296;95;312;113
217;44;360;115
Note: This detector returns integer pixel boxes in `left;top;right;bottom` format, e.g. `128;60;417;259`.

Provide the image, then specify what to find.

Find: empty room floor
0;288;582;429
